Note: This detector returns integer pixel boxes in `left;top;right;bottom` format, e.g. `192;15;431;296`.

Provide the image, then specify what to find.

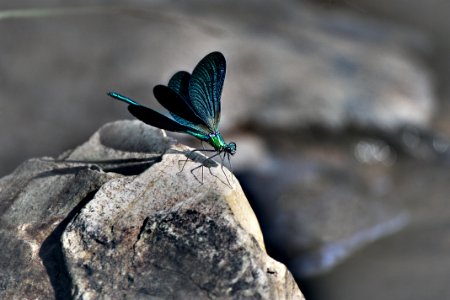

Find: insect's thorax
208;132;227;151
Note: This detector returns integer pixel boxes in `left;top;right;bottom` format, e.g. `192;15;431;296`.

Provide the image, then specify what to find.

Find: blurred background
1;1;449;299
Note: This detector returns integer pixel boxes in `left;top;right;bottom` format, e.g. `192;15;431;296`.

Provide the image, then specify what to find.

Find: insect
108;51;236;183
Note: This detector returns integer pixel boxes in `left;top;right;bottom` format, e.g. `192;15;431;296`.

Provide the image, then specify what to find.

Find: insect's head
226;142;236;155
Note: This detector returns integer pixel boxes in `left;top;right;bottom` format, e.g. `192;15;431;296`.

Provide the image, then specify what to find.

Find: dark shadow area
36;157;162;178
39;190;97;300
235;171;284;261
102;160;158;176
237;171;321;300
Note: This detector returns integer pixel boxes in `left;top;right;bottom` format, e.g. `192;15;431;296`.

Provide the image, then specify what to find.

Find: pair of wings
109;51;226;139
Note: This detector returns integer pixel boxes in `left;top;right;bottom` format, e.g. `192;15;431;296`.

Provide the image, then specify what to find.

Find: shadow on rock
39;191;97;300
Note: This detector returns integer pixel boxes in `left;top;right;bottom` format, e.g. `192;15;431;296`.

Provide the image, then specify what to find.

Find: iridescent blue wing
168;71;190;101
107;92;209;140
167;71;210;131
153;85;209;133
188;52;226;131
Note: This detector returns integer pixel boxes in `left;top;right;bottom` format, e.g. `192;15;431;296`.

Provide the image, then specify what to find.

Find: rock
0;120;304;299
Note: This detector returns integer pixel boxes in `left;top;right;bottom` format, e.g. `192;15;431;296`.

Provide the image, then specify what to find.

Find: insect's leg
227;153;233;172
189;151;231;184
178;148;203;174
204;151;231;186
205;151;221;162
187;149;218;183
190;163;204;184
220;152;226;171
178;147;216;173
219;152;232;187
226;153;234;186
194;151;221;173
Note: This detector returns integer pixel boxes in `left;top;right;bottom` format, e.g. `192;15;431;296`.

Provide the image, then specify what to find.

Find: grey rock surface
0;120;304;299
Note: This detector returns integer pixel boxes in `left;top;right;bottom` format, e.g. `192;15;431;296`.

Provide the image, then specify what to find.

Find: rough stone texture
0;120;304;299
